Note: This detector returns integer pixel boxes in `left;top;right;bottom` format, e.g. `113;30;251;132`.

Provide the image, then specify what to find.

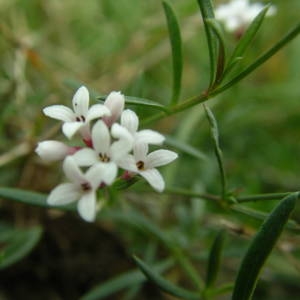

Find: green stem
236;192;292;203
142;22;300;125
212;22;300;95
164;187;221;202
165;188;297;205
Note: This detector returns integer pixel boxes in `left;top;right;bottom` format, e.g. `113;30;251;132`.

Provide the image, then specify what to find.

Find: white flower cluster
215;0;276;32
36;86;177;222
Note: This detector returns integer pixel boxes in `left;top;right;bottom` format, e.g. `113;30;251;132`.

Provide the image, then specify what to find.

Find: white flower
119;143;178;192
72;120;134;177
47;156;117;222
43;86;110;139
121;109;165;145
102;91;125;127
35;140;71;162
215;0;276;32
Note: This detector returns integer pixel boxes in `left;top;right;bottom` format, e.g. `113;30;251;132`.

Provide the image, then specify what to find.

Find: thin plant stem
142;23;300;125
165;188;297;204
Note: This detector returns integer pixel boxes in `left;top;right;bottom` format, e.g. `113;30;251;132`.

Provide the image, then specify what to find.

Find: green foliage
196;0;218;86
162;0;183;105
205;229;226;288
0;0;300;299
226;5;270;72
133;255;201;300
232;193;298;300
0;223;42;269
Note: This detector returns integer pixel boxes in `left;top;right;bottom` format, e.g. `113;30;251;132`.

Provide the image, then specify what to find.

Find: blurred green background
0;0;300;299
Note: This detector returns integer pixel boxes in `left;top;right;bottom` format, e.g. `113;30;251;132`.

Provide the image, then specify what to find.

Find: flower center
136;160;145;170
76;115;86;122
81;182;91;191
99;153;110;162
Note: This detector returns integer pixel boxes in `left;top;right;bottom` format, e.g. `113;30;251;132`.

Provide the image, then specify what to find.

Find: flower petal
110;124;134;161
92;120;111;154
133;142;148;162
121;109;139;133
101;162;118;185
43;105;74;122
63;156;85;184
146;149;178;169
72;148;98;166
35;140;69;161
77;191;96;222
140;168;165;192
62;122;84;139
72;86;89;117
103;91;125;126
135;130;165;145
118;155;138;172
86;104;111;122
47;183;80;205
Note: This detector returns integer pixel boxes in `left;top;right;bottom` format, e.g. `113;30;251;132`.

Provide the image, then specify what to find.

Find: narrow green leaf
80;259;173;300
204;105;227;199
205;229;226;287
172;247;205;290
232;192;298;300
162;1;183;105
232;205;300;232
206;18;226;85
0;187;75;211
206;282;234;297
98;95;169;112
0;225;43;269
133;256;201;300
0;187;48;207
165;135;207;161
228;6;270;66
197;0;218;86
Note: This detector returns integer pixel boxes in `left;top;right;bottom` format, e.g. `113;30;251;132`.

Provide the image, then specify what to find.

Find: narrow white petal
35;140;69;161
86;104;111;122
72;148;98;166
121;109;139;133
135;130;165;145
86;162;118;186
78;123;91;141
47;183;80;205
101;162;118;185
103;91;125;126
63;156;85;183
146;149;178;169
62;122;84;139
84;163;104;188
111;124;133;161
133;142;148;162
140;168;165;192
118;155;138;172
72;86;89;117
92;120;111;154
77;191;96;222
43;105;74;122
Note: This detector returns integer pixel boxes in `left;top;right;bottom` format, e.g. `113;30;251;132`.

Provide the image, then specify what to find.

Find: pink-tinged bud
121;170;134;180
35;141;70;162
102;91;125;127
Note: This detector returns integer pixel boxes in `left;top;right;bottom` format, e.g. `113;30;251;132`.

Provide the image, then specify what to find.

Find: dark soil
0;213;163;300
